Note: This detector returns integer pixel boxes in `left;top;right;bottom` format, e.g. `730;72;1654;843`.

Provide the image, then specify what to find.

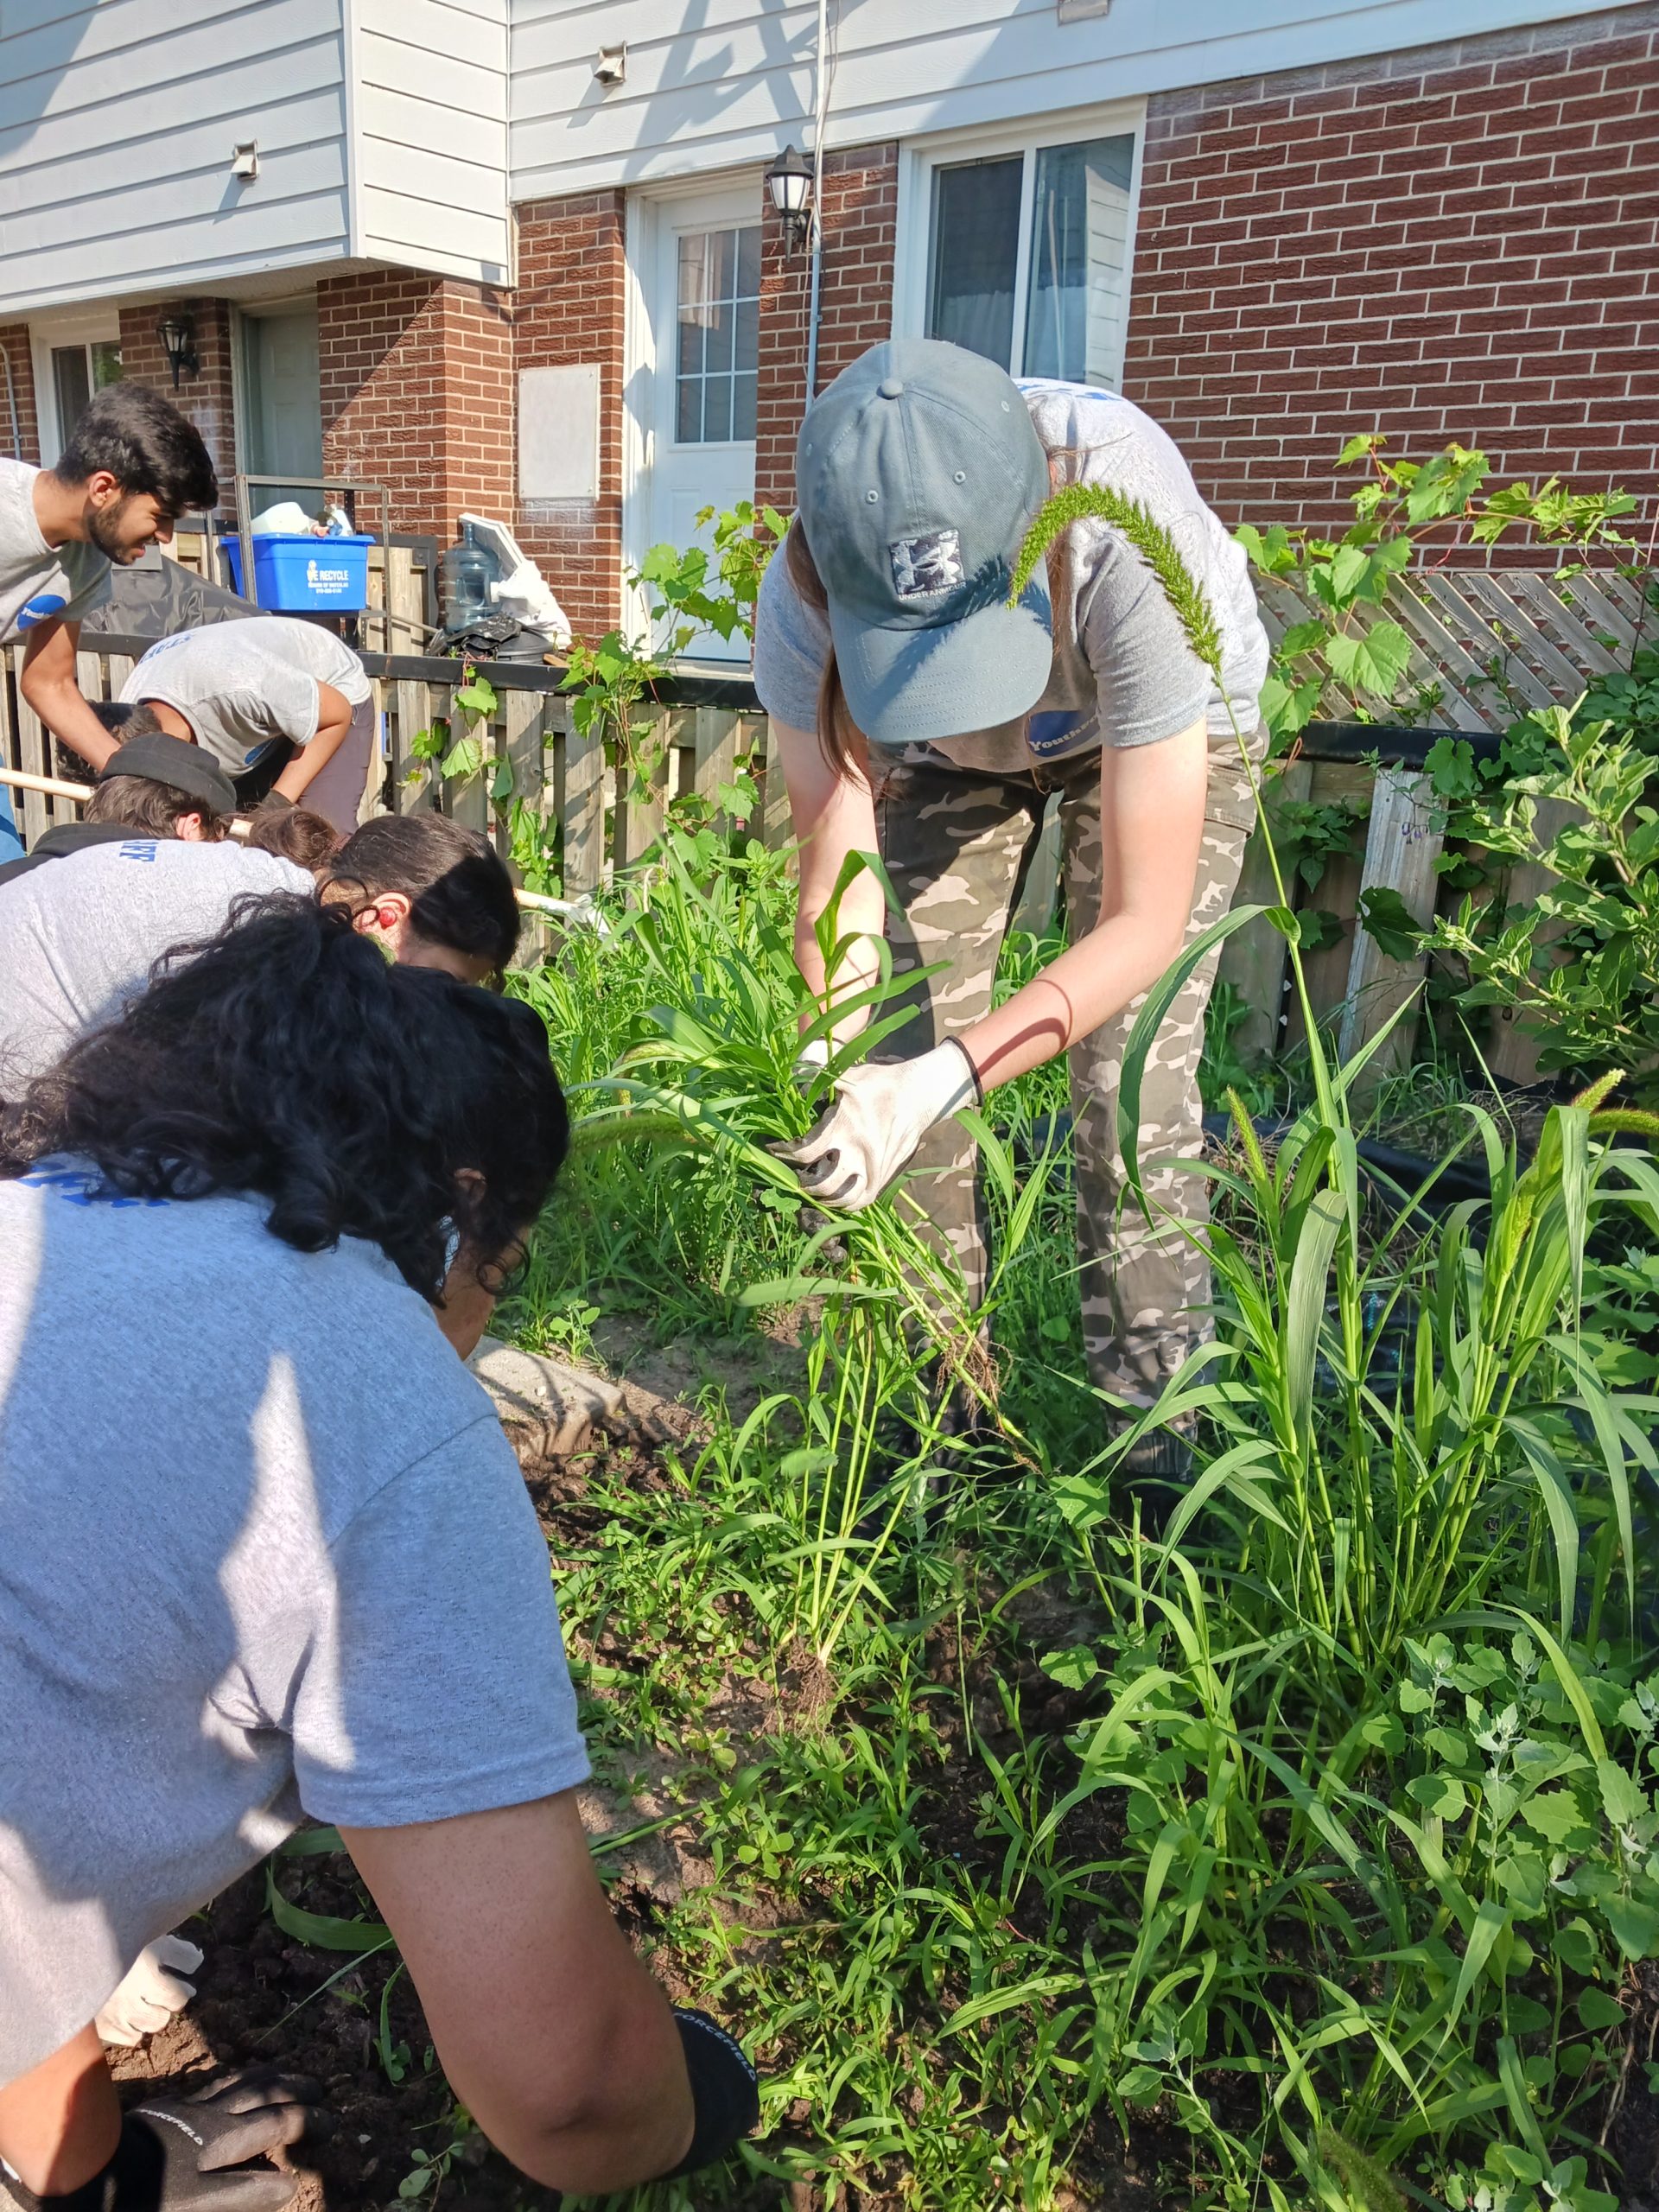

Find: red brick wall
755;143;899;516
1124;3;1659;544
513;192;628;639
319;270;514;547
0;326;40;464
116;298;236;504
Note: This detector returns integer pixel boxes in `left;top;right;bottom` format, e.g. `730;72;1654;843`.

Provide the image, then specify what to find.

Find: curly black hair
0;896;569;1302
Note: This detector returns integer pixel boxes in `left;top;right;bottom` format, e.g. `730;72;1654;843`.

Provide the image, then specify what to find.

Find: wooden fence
1213;563;1650;1089
3;558;1641;1088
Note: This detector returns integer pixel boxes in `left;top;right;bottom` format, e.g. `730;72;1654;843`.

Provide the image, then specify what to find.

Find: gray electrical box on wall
518;364;601;502
1058;0;1110;18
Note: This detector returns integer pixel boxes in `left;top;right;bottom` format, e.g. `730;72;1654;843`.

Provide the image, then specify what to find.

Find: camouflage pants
870;743;1256;1404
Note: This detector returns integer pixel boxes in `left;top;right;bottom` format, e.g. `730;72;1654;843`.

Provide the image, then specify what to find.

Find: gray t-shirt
0;838;311;1087
753;379;1268;805
121;617;372;773
0;458;111;645
0;1162;588;2086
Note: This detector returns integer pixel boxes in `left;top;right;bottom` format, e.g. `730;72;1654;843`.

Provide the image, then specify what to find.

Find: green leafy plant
1235;436;1637;745
562;505;786;804
404;665;502;796
1425;702;1659;1102
636;499;787;646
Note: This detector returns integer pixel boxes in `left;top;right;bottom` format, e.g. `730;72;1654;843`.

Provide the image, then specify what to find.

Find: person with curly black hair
0;899;758;2210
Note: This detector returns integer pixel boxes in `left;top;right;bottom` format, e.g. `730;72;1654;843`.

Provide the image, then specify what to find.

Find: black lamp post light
767;143;814;257
156;315;199;389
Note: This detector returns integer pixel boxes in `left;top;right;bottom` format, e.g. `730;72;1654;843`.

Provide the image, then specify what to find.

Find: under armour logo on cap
889;528;963;599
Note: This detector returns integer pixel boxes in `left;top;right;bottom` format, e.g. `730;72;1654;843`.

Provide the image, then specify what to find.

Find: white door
632;186;761;663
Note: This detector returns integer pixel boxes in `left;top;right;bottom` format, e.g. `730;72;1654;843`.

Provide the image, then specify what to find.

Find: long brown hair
785;518;867;781
784;451;1078;784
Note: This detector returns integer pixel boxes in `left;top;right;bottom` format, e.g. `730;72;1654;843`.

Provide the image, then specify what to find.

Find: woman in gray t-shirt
0;901;756;2205
753;339;1269;1478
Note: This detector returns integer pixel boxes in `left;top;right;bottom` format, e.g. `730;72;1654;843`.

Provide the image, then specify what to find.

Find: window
921;129;1137;389
676;224;760;445
49;338;123;446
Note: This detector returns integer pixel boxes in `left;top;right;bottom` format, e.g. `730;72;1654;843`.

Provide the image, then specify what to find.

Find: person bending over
755;340;1268;1486
0;803;518;1087
117;613;378;832
315;810;522;986
0;385;217;872
0;901;757;2208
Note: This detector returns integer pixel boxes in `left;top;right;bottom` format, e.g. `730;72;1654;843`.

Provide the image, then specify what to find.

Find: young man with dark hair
118;614;378;831
4;386;218;804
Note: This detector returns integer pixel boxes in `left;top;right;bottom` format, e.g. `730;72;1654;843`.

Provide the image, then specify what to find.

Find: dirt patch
590;1313;811;1427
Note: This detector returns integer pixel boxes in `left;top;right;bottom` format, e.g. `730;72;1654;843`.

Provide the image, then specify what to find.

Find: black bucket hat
99;731;236;817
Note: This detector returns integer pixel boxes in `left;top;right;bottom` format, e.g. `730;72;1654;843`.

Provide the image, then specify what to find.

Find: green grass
493;826;1659;2210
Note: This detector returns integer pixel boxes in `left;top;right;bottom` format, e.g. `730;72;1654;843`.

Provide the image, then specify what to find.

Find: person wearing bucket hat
754;338;1269;1479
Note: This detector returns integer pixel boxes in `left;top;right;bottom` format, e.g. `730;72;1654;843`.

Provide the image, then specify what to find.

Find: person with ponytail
754;338;1269;1485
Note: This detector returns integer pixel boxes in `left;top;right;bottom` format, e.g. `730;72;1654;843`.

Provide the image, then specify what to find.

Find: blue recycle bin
219;532;373;612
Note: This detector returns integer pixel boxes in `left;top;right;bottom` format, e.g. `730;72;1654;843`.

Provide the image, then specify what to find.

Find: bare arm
271;681;354;804
342;1791;694;2195
19;620;117;772
959;721;1210;1092
0;2022;118;2195
772;715;887;1041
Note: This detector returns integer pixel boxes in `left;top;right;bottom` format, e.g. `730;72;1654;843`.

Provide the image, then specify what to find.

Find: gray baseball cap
794;340;1052;747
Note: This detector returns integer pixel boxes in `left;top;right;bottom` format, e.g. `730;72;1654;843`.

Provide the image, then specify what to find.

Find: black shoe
1115;1426;1192;1535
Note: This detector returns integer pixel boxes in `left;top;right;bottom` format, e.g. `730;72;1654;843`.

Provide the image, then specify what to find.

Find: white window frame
29;310;124;467
892;98;1148;392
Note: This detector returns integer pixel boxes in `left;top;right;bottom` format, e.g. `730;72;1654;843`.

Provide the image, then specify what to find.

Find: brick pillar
116;298;236;499
0;326;40;463
756;143;899;517
513;192;627;639
318;270;515;546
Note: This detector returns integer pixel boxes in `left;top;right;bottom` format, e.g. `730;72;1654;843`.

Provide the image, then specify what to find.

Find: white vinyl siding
509;0;1645;198
0;0;512;310
0;0;351;312
355;0;511;283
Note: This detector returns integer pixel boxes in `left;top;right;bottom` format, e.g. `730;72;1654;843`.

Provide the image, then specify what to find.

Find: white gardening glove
95;1933;204;2046
774;1040;981;1211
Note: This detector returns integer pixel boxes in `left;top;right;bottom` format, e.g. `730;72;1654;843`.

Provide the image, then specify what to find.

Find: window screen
923;132;1138;387
926;156;1022;370
51;346;92;443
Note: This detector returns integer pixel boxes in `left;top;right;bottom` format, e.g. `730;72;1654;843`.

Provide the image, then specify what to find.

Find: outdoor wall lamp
156;315;199;389
767;143;814;256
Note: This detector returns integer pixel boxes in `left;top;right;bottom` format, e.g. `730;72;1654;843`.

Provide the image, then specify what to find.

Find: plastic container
442;519;498;628
219;532;373;612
